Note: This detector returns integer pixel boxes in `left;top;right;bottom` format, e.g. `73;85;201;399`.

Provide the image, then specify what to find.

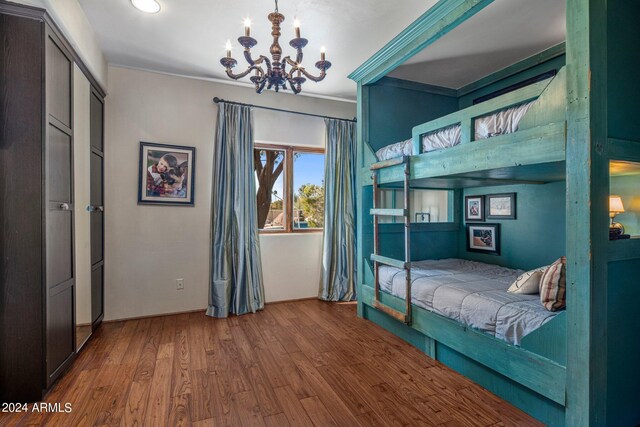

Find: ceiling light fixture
131;0;160;14
220;0;331;94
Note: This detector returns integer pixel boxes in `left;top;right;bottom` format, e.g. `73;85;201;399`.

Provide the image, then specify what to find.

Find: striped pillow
539;257;567;311
508;267;547;294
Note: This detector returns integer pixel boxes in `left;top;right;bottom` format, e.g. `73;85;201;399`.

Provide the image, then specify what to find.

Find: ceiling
78;0;435;101
78;0;565;101
388;0;566;89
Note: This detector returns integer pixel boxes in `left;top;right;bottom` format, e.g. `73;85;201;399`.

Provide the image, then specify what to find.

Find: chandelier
220;0;331;94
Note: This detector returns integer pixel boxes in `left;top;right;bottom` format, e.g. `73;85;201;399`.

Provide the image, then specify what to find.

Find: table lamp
609;195;625;233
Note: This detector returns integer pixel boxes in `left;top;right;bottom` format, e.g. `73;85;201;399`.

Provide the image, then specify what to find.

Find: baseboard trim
103;297;321;323
265;296;317;305
103;308;206;323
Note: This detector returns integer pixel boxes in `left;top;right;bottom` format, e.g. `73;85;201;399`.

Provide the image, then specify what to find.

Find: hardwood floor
0;300;542;426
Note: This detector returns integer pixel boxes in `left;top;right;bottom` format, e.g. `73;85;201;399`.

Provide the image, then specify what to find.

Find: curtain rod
213;97;356;123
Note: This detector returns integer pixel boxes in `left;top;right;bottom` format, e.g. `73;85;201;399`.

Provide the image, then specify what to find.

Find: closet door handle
87;205;104;212
59;203;70;211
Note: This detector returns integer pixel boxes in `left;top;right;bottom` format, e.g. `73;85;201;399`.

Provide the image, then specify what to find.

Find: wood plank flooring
0;300;542;426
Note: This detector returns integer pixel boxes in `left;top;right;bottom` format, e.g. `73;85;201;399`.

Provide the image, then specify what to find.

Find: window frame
254;143;325;234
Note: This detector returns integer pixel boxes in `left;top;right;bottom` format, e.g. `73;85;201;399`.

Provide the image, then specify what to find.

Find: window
610;160;640;238
254;144;325;232
379;189;451;224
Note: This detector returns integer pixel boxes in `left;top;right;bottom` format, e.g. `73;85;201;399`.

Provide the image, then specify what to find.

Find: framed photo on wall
466;223;501;255
138;142;196;206
465;195;484;222
486;193;516;219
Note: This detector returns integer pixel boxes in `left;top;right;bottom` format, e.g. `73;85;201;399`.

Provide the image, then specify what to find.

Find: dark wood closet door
0;12;45;403
90;89;105;327
45;30;75;386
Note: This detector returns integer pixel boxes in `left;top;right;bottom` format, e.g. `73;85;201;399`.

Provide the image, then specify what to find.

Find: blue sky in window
294;153;325;191
269;152;325;201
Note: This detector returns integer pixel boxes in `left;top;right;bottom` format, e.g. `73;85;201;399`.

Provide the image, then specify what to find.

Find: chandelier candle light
220;0;331;94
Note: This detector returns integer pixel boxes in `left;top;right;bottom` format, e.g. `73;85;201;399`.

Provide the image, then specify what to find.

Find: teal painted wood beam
447;190;457;222
362;122;565;185
356;82;368;318
565;0;609;425
457;43;566;97
374;76;458;98
608;137;640;162
348;0;494;85
360;285;567;405
363;143;377;166
520;312;567;366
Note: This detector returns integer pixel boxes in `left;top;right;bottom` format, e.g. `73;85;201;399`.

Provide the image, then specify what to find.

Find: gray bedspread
378;258;559;345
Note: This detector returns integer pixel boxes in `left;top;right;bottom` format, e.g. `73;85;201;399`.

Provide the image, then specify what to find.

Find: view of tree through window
294;152;325;229
254;145;325;232
254;148;285;230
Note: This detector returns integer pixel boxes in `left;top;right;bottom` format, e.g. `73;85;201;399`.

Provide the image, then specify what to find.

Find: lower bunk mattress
378;258;558;345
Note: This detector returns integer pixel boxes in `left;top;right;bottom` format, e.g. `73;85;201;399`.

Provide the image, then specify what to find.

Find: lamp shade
609;195;625;213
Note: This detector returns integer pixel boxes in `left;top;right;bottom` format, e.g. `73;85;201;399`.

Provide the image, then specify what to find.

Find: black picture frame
138;141;196;206
486;192;517;219
465;195;485;222
466;223;501;255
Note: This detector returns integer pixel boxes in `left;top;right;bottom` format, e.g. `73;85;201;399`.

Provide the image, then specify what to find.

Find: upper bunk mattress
474;100;535;140
375;138;413;161
422;124;461;153
378;258;559;345
376;100;536;162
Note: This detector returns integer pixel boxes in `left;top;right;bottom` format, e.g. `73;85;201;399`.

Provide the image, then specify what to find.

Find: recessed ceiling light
131;0;160;14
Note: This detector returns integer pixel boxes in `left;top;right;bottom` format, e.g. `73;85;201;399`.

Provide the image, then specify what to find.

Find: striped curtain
207;102;265;317
319;119;357;301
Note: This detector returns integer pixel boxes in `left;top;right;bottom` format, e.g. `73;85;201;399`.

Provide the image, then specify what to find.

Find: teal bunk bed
364;59;569;426
350;1;640;426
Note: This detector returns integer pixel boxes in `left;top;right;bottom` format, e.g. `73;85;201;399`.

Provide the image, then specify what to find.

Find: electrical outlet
176;278;184;290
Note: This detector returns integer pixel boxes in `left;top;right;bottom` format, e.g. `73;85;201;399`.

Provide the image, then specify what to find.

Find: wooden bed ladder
370;156;412;324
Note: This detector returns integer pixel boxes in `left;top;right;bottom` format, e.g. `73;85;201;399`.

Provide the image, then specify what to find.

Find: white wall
104;66;355;320
13;0;108;89
73;64;92;326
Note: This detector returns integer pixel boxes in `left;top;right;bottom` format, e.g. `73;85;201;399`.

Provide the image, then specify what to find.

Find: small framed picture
466;223;501;255
486;193;516;219
138;142;196;206
465;195;484;222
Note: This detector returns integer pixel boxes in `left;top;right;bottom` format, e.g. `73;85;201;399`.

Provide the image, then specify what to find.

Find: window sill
259;229;323;235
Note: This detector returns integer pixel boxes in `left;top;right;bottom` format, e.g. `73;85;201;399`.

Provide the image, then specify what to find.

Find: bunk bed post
566;0;610;425
355;82;369;318
372;172;380;305
403;160;412;323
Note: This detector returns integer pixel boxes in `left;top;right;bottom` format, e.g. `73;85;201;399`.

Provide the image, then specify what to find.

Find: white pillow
508;266;547;294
